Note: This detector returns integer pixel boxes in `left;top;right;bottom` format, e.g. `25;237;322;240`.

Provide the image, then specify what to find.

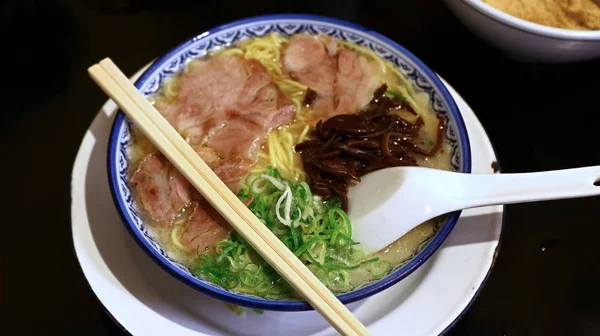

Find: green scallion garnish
193;167;384;298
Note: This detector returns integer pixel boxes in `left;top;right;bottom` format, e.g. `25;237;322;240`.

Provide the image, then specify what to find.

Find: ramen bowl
444;0;600;63
107;14;472;311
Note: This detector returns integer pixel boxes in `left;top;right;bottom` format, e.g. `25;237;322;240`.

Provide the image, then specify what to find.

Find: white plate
71;67;503;336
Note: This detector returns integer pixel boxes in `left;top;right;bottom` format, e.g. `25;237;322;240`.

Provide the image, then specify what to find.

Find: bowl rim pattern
460;0;600;40
107;13;472;311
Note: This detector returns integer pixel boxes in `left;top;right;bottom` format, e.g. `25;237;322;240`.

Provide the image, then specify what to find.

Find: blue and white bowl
107;14;472;311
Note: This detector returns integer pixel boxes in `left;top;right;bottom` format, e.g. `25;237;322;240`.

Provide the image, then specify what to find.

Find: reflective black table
2;0;599;335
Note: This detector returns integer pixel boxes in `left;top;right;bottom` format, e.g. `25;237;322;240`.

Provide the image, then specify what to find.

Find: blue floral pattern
110;17;468;303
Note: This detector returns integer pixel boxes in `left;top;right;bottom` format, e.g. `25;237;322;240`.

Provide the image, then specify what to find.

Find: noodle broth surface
128;33;452;296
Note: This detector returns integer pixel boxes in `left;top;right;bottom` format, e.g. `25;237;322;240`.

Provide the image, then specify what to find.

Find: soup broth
127;33;452;298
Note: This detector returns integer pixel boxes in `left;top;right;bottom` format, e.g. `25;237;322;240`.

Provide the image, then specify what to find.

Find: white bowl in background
444;0;600;63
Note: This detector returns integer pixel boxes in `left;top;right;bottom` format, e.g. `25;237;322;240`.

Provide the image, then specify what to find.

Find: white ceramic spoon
348;166;600;254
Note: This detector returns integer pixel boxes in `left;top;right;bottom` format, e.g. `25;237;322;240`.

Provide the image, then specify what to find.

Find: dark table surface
2;0;600;335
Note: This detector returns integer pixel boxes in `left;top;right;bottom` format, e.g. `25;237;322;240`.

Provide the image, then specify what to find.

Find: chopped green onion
330;227;340;245
225;304;244;316
239;270;257;287
251;177;268;194
384;90;406;100
217;242;237;263
322;262;361;270
290;226;301;250
237;187;250;200
192;166;394;299
255;281;274;295
361;257;380;265
294;236;320;256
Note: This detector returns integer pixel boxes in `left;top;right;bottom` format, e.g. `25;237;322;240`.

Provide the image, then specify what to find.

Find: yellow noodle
275;142;289;167
298;125;310;143
170;226;187;250
251;167;267;174
228;35;309;181
267;134;278;168
162;78;180;101
220;48;244;56
185;59;202;73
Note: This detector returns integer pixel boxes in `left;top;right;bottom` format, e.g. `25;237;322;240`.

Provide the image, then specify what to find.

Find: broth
127;33;452;297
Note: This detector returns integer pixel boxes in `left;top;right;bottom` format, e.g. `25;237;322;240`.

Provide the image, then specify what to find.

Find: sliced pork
283;34;337;96
335;49;382;117
181;199;232;255
206;84;295;163
132;54;295;252
155;55;292;146
131;153;194;226
283;34;382;124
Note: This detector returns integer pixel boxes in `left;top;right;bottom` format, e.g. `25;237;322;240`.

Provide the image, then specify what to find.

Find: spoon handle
452;166;600;210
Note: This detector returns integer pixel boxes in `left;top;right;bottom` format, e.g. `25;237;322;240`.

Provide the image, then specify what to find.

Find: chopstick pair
88;58;371;336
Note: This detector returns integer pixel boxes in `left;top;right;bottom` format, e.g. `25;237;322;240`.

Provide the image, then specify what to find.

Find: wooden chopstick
88;58;370;336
